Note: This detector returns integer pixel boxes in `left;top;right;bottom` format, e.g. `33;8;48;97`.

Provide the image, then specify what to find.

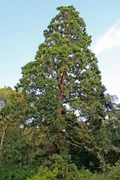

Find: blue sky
0;0;120;99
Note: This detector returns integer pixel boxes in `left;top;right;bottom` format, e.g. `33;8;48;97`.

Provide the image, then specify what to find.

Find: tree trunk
57;72;65;146
0;127;7;164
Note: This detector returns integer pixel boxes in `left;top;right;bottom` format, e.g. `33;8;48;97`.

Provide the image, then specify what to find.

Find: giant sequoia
19;6;107;169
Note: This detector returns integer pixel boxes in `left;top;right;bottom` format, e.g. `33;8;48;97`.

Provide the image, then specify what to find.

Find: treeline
0;6;120;180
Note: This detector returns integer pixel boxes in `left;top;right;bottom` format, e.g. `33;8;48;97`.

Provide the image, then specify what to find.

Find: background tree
103;94;120;166
0;87;35;179
0;87;27;163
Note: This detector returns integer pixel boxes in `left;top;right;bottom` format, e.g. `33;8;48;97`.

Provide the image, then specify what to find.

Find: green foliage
0;87;35;179
0;5;120;180
0;87;28;131
27;166;58;180
27;160;120;180
27;154;79;180
0;128;34;180
106;161;120;180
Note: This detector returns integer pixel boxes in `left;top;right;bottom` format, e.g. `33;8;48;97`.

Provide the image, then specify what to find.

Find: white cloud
92;21;120;55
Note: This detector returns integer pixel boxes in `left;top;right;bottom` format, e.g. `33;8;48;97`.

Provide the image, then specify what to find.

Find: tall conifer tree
19;6;106;158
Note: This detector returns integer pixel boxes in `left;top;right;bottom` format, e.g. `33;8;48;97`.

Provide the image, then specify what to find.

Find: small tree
0;87;28;164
